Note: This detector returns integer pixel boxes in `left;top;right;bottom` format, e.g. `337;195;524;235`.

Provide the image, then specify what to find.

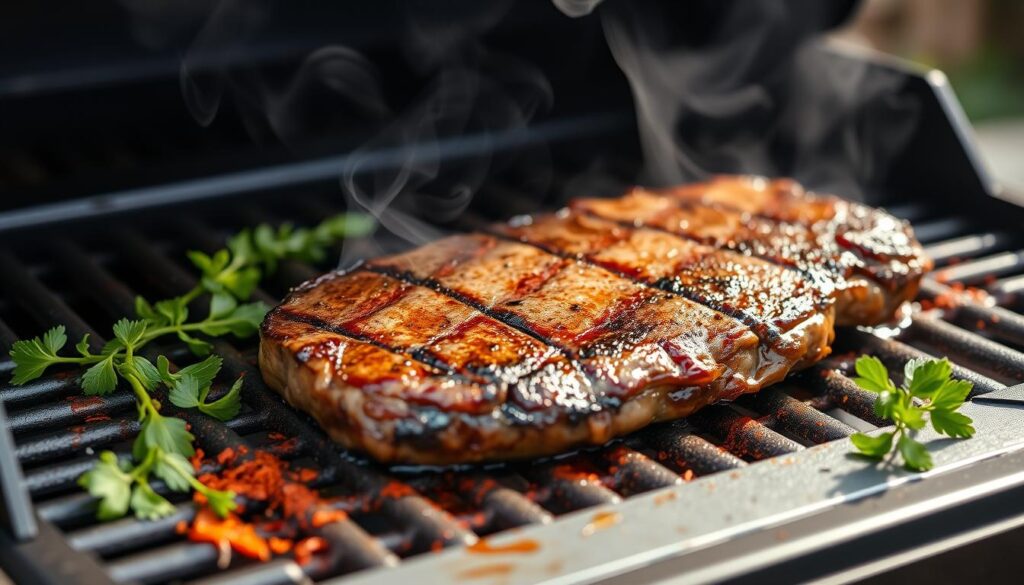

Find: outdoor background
839;0;1024;193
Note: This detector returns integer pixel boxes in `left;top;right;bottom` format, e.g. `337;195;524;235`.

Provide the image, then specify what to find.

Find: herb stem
125;372;160;420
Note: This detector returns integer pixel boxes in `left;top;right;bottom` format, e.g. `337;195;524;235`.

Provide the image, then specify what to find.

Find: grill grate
1;173;1024;584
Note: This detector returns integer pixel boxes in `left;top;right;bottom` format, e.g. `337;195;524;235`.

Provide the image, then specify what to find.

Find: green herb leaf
155;299;188;327
931;379;973;411
136;297;162;325
128;356;162;391
154;452;194;493
897;434;933;471
75;334;93;357
168;374;201;409
140;416;195;458
853;356;893;393
204;489;238;518
850;431;894;458
199;376;243;421
156;355;175;384
852;356;974;472
209;292;237;319
82;356;119;396
931;409;976;438
8;326;69;385
78;452;132;521
130;484;176;521
112;319;147;349
178;331;213;356
906;358;952;399
177;355;222;390
893;402;927;431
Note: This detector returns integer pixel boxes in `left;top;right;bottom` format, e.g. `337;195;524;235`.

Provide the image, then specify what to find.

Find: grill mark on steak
368;240;764;399
658;176;931;291
492;211;832;358
572;191;845;296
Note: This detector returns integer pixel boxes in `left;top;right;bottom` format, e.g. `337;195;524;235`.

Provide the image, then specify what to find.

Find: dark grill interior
2;145;1024;583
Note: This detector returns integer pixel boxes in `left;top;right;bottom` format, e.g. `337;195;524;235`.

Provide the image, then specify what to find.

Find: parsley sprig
8;212;373;521
850;356;975;471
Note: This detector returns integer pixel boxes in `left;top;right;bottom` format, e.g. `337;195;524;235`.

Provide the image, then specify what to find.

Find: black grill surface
1;160;1023;584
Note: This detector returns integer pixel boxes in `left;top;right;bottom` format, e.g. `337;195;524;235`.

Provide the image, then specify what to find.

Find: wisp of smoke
600;0;920;201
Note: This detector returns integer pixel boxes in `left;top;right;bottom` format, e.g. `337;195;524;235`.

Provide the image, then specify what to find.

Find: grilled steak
259;176;930;464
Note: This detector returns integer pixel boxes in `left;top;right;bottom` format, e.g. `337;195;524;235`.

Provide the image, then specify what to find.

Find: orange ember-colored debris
186;448;348;566
467;537;541;554
269;537;293;555
189;509;271;562
293;536;329;565
918;282;991;311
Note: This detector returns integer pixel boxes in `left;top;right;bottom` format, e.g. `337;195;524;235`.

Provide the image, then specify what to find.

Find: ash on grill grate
2;180;1024;584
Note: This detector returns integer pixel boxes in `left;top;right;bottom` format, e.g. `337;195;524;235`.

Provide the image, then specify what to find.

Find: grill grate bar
688;406;804;460
904;313;1024;384
919;280;1024;347
1;374;82;408
922;232;1015;266
840;329;1005;396
933;250;1024;284
641;422;747;475
738;387;857;444
9;392;136;437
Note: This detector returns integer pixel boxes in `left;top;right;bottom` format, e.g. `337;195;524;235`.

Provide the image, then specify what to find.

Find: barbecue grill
2;2;1024;584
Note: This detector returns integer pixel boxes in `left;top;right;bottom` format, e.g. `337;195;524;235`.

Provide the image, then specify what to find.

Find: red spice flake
268;537;293;555
188;509;270;562
272;437;301;455
216;448;236;467
267;432;287;441
379;481;415;500
190;448;206;472
175;520;188;534
977;320;986;330
84;414;111;423
682;469;696;481
311;508;348;528
293;536;328;565
296;468;317;483
550;464;602;485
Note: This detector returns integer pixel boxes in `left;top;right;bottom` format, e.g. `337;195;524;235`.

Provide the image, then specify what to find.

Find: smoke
160;0;552;265
600;0;920;201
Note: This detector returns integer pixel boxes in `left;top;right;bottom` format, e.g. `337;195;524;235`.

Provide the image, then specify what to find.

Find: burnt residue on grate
0;186;1022;584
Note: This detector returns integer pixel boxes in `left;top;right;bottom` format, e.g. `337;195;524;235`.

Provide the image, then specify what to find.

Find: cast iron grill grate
1;177;1023;584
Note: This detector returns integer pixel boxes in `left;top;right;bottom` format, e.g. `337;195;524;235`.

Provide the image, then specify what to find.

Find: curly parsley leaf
850;356;974;471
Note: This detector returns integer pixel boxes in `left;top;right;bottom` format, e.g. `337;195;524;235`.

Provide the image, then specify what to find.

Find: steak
259;176;930;464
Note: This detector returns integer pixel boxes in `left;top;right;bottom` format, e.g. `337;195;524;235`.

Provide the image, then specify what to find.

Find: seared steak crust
259;176;928;464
